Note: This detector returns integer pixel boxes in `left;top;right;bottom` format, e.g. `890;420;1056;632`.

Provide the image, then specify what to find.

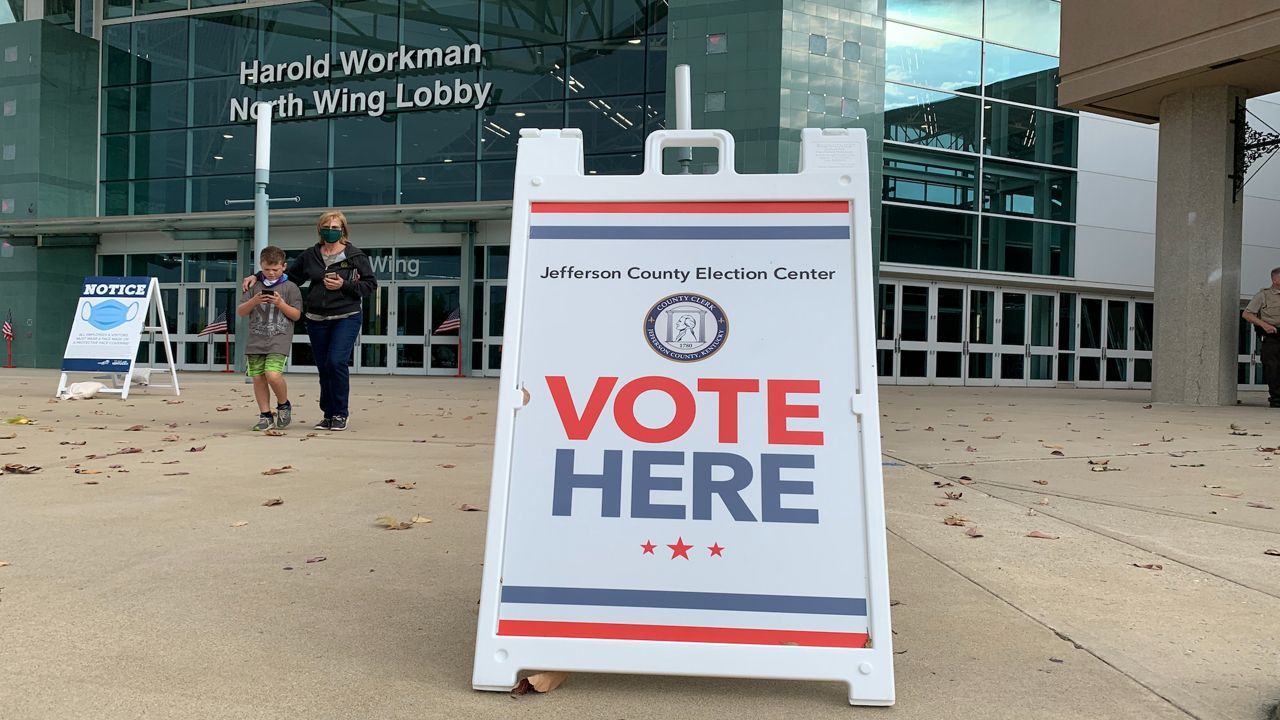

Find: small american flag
434;307;461;334
197;310;228;337
2;309;13;342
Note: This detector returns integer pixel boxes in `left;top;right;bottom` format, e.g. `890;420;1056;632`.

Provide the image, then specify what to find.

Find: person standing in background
1243;267;1280;407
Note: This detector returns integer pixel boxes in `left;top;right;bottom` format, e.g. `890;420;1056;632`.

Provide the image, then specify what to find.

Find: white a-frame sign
56;276;180;400
472;127;894;705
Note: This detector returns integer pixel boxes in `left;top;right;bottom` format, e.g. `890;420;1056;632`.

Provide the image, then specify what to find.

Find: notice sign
61;276;152;373
474;128;893;705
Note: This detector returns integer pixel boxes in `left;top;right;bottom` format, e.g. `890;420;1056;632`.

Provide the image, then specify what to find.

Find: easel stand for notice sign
56;276;180;401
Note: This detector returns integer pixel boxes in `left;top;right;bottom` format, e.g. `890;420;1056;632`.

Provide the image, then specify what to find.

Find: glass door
394;284;428;375
426;283;462;376
1103;299;1130;387
889;284;931;384
933;285;966;386
354;285;392;374
966;288;996;386
483;281;506;377
1027;292;1057;387
875;283;896;382
996;291;1028;385
1239;311;1266;390
1132;301;1153;388
1077;297;1104;387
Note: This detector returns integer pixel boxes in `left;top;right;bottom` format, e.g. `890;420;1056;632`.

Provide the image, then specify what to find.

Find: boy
236;246;303;431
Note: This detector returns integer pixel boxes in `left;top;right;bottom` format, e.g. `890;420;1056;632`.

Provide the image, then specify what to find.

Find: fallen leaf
396;482;416;490
981;435;1001;440
4;416;33;425
230;521;249;527
1171;463;1205;468
943;514;968;526
125;425;145;431
1142;404;1152;409
1230;423;1246;431
934;501;949;507
982;416;994;422
1132;442;1150;447
187;446;206;453
411;515;432;524
0;560;9;567
376;515;414;530
164;472;190;476
1050;450;1064;457
1043;443;1063;450
1246;502;1274;509
74;468;101;475
1265;549;1280;557
965;527;983;538
933;481;954;488
1258;446;1278;453
1026;530;1059;539
511;679;533;696
924;426;934;431
264;429;286;437
261;465;293;475
1090;465;1124;472
440;463;457;469
262;497;284;507
1132;563;1163;571
526;672;569;693
59;441;86;446
1;463;40;474
1033;479;1049;485
964;446;977;452
1087;459;1109;466
459;504;485;512
1161;436;1173;443
306;556;326;563
82;480;99;485
1036;499;1050;506
216;406;231;412
944;491;963;500
161;434;179;442
1210;491;1243;498
165;400;184;405
956;476;975;485
1203;484;1222;489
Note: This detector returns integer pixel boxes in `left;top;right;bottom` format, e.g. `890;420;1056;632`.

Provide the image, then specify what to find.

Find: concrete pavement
0;370;1276;718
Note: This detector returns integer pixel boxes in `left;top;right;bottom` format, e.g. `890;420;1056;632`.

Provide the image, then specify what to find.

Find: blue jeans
306;313;361;418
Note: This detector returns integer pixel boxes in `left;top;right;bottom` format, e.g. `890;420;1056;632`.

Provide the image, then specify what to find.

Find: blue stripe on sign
501;586;867;616
528;225;850;240
62;358;131;372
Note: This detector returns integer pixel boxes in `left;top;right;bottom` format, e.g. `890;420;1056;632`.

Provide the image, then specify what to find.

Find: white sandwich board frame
472;127;893;705
56;276;180;400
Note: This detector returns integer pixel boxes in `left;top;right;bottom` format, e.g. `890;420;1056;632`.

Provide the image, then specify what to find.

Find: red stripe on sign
530;201;849;214
497;620;870;648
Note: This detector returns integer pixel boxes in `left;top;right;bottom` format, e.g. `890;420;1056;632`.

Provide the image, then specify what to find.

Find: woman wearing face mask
242;210;376;431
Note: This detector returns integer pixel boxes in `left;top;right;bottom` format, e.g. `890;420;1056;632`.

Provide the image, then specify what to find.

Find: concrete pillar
1151;85;1245;406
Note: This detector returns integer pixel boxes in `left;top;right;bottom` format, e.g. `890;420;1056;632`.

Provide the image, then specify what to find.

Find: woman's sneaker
276;402;292;428
330;416;348;431
314;417;332;431
252;413;275;432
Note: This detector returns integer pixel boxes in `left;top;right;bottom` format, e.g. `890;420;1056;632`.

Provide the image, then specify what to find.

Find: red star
641;540;656;555
667;537;693;560
708;543;725;557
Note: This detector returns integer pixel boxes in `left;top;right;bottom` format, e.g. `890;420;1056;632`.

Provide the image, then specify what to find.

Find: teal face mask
319;227;343;244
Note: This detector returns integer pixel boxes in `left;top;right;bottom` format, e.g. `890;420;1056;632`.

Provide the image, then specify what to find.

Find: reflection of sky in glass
984;43;1056;85
984;0;1060;55
886;82;953;111
1;0;18;24
886;22;980;93
886;0;981;37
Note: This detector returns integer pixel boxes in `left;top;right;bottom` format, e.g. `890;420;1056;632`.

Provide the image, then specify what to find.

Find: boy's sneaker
329;416;348;432
252;413;275;432
313;417;332;431
276;402;292;429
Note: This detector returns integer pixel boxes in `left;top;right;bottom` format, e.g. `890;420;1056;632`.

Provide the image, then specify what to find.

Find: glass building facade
98;0;668;216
